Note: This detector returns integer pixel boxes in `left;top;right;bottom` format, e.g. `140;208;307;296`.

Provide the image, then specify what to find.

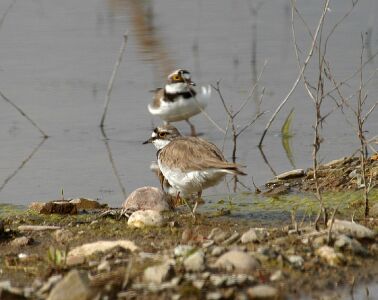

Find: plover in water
147;69;210;136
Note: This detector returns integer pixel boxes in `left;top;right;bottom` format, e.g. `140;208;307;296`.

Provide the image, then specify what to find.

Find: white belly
148;86;210;122
158;160;226;197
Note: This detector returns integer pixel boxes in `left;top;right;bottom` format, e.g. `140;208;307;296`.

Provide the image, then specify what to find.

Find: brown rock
40;201;77;215
69;198;104;209
123;186;170;212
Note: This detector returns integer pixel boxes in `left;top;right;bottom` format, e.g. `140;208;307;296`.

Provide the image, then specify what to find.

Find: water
0;0;377;207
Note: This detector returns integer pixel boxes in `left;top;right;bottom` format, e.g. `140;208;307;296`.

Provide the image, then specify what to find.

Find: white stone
143;262;174;284
174;245;195;257
128;210;164;228
67;240;138;259
241;229;259;244
184;250;205;272
247;285;278;299
287;255;304;267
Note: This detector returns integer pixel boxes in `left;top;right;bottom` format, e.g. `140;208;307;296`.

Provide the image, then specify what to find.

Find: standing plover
147;69;210;136
143;125;246;212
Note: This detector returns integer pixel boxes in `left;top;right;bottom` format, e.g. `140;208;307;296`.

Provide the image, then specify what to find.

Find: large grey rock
123;187;170;212
328;219;375;239
143;262;174;284
47;270;93;300
247;285;279;299
128;210;164;228
215;250;260;273
184;250;205;272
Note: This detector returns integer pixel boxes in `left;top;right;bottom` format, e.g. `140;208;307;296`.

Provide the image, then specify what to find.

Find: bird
147;69;210;136
143;124;246;213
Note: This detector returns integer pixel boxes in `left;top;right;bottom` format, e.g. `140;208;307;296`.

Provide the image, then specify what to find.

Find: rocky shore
0;194;377;299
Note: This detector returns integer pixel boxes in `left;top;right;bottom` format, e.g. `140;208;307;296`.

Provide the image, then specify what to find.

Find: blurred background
0;0;377;206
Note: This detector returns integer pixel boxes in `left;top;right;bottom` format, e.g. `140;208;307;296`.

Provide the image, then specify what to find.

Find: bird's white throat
165;82;190;94
152;138;171;150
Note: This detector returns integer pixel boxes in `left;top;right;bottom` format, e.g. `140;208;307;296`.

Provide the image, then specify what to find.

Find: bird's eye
172;74;181;81
159;132;167;138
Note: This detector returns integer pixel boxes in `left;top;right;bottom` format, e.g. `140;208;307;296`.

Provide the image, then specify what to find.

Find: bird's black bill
143;137;154;144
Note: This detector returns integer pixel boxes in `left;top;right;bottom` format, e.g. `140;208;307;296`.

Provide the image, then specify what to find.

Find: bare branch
100;33;128;128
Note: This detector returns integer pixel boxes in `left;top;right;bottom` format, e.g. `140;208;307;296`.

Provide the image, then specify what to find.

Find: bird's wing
159;137;244;173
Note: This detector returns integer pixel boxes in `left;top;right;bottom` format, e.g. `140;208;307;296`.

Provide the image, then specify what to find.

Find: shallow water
0;0;377;208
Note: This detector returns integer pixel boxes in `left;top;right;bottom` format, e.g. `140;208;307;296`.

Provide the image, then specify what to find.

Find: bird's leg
192;191;202;215
180;194;195;218
185;119;197;136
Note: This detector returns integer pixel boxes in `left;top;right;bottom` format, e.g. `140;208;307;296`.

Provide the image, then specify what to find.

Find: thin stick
0;0;16;31
100;127;127;199
0;89;48;138
0;138;46;192
100;33;128;128
258;0;330;147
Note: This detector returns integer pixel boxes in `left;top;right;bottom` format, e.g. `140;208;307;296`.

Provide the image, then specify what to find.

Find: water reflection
107;0;175;78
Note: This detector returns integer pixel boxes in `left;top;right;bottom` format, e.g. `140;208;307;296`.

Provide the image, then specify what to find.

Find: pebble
241;229;259;244
127;210;164;228
215;250;260;273
53;229;74;244
207;292;223;300
328;219;375;239
143;262;174;284
312;235;327;248
123;186;171;212
47;270;92;300
37;275;63;295
269;270;283;282
223;232;240;245
202;240;214;248
287;255;304;268
10;236;32;247
208;228;227;243
174;245;195;257
97;260;111;272
211;246;226;256
184;250;205;272
247;284;279;299
369;202;378;217
315;245;345;266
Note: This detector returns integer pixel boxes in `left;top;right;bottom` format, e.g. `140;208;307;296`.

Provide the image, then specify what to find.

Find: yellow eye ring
172;74;181;81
